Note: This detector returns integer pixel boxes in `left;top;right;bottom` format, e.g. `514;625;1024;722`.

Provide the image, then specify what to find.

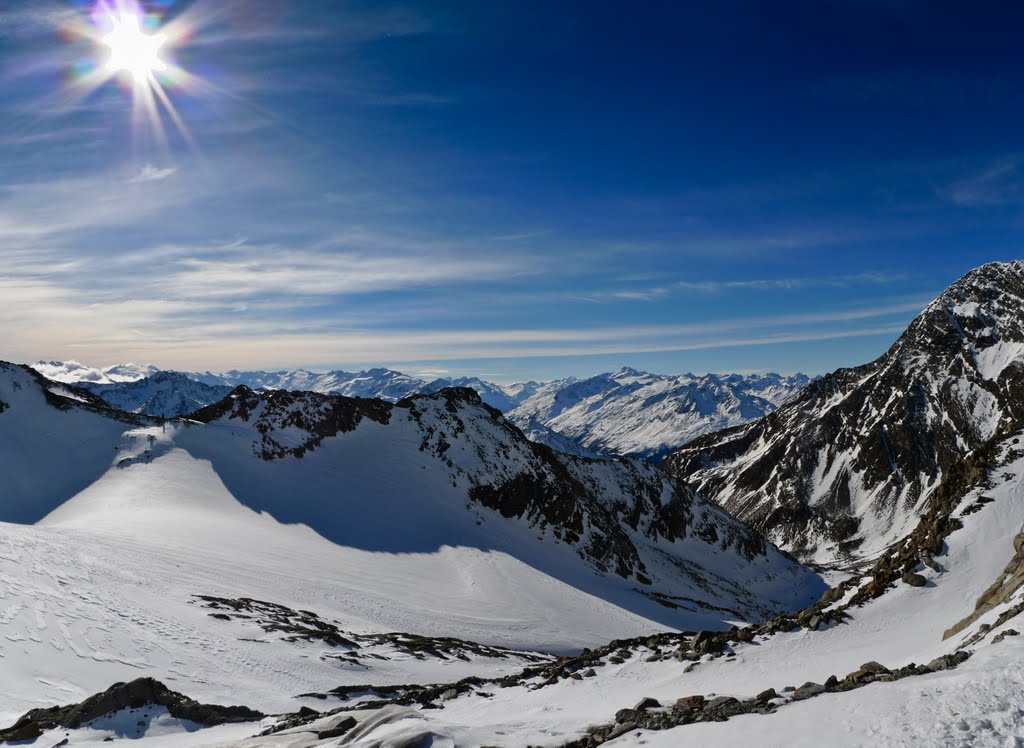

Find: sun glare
53;0;209;155
103;12;167;84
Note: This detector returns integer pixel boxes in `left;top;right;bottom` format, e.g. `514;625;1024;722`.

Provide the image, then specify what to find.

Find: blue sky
1;0;1022;382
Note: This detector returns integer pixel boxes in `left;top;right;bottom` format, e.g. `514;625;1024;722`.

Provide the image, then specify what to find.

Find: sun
102;11;167;84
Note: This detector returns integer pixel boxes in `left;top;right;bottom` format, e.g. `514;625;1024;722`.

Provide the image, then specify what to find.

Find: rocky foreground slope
665;261;1024;566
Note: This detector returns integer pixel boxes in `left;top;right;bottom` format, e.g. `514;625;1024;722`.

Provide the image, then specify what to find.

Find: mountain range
6;262;1024;746
32;361;810;459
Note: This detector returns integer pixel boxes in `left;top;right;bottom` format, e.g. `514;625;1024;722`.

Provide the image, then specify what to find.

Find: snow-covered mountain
417;376;525;412
80;371;235;417
32;359;160;385
665;261;1024;566
10;265;1024;746
507;368;810;460
0;360;824;729
187;367;429;402
180;384;821;621
6;357;1024;746
31;361;812;459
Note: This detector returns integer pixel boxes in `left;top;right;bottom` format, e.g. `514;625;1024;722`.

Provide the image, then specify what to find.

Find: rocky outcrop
0;678;263;742
189;385;392;459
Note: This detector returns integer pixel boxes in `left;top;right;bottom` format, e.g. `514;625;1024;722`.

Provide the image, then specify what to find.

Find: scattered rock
902;571;927;587
793;682;825;700
993;628;1020;644
614;708;637;723
634;697;660;711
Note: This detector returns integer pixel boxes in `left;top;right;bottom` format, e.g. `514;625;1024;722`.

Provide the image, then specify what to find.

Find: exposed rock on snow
0;678;262;742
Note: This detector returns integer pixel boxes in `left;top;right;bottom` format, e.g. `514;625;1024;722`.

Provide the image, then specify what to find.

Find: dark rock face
665;262;1024;564
0;678;263;742
189;385;393;459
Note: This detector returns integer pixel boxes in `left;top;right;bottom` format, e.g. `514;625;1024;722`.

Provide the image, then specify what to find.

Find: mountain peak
666;259;1024;565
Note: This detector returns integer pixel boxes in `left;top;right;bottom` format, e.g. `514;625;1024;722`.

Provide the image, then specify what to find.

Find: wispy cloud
606;272;903;302
941;156;1023;207
130;165;178;183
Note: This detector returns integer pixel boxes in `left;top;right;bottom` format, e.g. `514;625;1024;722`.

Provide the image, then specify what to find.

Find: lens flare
52;0;206;156
102;10;167;84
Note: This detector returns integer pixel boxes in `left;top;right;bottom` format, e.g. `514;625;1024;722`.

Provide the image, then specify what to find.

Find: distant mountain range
30;361;811;458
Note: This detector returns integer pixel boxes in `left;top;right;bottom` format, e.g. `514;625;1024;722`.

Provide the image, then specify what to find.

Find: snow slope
211;434;1024;746
0;363;146;523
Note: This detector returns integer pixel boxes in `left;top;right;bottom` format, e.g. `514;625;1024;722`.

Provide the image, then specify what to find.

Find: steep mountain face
507;368;810;460
183;385;822;622
665;261;1024;566
80;371;234;417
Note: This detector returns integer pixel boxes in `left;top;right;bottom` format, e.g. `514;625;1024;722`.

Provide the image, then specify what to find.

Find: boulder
317;716;357;740
675;695;705;710
706;696;739;710
902;571;927;587
606;721;638;740
793;682;825;700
